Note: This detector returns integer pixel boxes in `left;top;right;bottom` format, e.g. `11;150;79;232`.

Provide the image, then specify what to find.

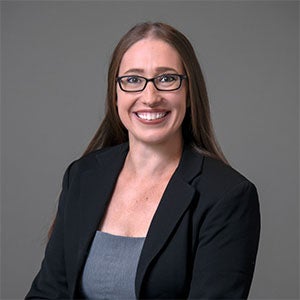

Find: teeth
136;112;167;120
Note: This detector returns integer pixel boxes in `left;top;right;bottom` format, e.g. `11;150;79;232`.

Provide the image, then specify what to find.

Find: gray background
1;1;299;299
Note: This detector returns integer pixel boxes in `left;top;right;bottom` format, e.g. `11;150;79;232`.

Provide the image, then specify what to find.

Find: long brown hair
49;22;228;238
82;22;227;164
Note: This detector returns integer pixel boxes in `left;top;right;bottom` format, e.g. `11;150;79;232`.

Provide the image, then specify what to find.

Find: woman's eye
126;76;142;84
159;74;177;82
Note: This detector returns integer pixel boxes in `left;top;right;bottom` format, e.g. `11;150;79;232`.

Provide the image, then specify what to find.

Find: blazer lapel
135;146;204;297
70;144;128;297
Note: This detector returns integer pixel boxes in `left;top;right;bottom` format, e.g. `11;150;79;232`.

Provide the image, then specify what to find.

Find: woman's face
116;38;187;147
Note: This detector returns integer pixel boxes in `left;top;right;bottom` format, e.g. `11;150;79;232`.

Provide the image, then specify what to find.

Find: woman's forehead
118;38;184;75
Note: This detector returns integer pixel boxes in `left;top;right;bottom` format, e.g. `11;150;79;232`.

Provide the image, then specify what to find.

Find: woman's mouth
135;111;169;121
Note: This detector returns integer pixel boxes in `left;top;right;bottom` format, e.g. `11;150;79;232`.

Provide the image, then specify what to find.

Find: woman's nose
141;81;162;106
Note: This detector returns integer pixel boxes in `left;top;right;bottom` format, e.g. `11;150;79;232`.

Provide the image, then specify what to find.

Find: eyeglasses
116;74;187;92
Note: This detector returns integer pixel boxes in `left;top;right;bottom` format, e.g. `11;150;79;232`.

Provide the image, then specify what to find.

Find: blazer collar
93;142;204;182
71;143;204;297
176;143;204;183
96;142;204;183
134;144;204;297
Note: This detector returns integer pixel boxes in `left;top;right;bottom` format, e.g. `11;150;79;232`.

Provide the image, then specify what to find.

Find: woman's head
84;22;227;163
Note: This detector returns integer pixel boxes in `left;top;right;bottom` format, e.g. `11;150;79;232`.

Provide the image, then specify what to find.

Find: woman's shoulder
65;143;128;178
188;148;257;203
203;155;248;185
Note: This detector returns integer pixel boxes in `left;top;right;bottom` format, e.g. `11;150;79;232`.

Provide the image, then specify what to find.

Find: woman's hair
49;22;228;239
83;22;227;164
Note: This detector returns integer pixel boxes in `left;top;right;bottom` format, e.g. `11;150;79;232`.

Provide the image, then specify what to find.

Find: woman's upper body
26;22;260;299
26;142;260;299
98;37;187;238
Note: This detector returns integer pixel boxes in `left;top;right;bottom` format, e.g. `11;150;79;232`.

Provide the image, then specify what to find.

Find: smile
135;112;169;121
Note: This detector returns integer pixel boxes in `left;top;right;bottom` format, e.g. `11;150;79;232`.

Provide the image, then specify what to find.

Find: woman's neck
125;139;183;179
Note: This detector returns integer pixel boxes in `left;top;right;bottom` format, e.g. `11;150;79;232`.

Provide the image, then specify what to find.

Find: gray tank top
80;231;145;300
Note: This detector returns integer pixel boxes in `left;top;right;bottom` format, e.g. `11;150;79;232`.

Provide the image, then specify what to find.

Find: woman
26;22;260;299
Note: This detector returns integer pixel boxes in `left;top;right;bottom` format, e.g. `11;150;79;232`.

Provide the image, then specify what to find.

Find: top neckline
96;230;146;240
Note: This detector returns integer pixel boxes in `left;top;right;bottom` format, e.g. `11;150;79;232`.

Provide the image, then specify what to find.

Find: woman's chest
99;176;170;237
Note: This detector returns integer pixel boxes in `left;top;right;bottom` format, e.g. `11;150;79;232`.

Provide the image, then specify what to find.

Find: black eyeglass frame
116;74;188;92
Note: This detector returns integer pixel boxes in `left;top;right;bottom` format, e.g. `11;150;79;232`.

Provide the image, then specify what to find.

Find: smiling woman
26;22;260;299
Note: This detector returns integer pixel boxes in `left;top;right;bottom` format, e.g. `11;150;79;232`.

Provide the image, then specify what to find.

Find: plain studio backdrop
1;1;299;299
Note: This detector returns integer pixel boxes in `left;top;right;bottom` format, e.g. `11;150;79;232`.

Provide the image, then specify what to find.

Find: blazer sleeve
25;164;73;299
188;180;261;299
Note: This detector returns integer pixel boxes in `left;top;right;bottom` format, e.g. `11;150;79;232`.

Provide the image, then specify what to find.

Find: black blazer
26;143;260;299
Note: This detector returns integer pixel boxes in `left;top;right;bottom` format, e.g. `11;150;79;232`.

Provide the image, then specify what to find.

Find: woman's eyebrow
123;68;144;75
123;67;179;75
155;67;178;73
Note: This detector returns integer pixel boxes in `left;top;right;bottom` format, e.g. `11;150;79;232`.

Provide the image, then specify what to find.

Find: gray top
80;231;145;300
